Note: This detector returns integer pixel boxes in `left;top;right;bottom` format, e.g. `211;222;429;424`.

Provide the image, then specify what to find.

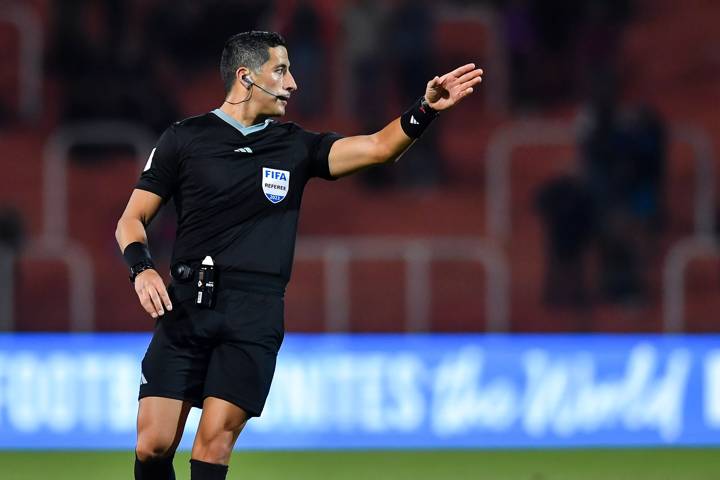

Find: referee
115;31;482;480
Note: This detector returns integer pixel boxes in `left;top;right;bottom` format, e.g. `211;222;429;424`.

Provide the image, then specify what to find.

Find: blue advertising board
0;333;718;449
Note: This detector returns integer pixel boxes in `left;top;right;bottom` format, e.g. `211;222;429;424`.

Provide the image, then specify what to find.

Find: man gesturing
116;30;482;480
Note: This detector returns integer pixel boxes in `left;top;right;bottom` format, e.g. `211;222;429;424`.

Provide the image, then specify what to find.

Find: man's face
250;46;297;117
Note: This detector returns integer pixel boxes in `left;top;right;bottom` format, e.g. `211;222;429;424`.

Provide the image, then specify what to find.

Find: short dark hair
220;31;287;93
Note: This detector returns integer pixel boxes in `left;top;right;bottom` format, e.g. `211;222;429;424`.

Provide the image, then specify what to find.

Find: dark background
0;0;718;334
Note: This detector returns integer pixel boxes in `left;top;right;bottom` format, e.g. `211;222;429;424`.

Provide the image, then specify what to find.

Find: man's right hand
134;269;173;318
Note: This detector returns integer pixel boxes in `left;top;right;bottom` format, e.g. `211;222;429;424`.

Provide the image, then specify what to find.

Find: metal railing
672;125;717;237
486;121;574;240
295;236;509;332
486;121;716;240
0;3;43;121
486;121;717;332
663;235;719;332
21;238;96;331
21;121;156;330
42;121;154;244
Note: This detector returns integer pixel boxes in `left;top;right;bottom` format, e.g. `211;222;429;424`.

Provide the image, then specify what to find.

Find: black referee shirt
136;109;342;288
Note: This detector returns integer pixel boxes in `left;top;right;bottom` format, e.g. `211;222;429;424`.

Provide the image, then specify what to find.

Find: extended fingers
148;287;165;317
448;63;476;78
456;68;483;85
451;72;482;96
136;282;168;318
449;84;478;103
133;269;172;319
156;283;173;311
458;76;482;92
138;288;159;318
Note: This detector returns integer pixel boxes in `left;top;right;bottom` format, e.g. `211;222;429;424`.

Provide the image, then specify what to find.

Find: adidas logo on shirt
234;147;253;153
410;115;419;125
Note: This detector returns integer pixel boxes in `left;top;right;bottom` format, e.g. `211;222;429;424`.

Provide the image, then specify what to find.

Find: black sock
190;459;229;480
134;455;175;480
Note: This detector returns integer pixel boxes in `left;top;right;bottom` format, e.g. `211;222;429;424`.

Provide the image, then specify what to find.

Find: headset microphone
242;75;290;101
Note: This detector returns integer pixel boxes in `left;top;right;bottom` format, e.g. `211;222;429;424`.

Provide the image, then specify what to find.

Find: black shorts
138;281;285;417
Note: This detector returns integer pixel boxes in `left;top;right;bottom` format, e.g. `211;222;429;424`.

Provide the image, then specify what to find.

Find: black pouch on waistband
170;258;217;309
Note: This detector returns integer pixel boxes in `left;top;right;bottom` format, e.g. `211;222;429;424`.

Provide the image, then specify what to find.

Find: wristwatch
129;260;155;283
420;96;438;115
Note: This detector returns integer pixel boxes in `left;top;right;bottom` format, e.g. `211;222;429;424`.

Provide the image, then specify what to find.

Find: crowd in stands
499;0;633;109
536;92;667;308
3;0;708;329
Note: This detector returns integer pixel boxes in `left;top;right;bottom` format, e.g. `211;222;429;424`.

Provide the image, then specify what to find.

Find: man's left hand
424;63;483;111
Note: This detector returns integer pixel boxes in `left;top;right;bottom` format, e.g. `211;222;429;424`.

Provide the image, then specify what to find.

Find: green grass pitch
0;449;718;480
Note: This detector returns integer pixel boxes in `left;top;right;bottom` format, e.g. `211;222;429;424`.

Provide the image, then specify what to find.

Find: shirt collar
211;108;273;136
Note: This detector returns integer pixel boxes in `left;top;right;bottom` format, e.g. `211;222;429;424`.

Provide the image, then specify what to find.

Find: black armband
400;96;439;139
123;242;155;283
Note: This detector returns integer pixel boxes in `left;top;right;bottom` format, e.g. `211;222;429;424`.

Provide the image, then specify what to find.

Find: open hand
424;63;483;111
134;269;172;318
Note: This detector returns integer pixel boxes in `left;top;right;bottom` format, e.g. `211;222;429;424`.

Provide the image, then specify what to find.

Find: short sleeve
135;126;180;201
305;130;344;181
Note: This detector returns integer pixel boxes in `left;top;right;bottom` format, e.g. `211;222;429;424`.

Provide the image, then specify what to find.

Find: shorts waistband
171;264;286;297
219;270;286;296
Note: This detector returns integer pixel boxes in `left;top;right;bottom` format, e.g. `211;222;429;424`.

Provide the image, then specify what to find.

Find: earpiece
234;73;288;101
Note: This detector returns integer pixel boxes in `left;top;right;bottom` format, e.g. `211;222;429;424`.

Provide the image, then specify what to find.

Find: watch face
421;98;437;113
130;261;154;282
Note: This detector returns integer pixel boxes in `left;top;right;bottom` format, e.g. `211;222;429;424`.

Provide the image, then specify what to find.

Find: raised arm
327;63;483;178
115;188;172;318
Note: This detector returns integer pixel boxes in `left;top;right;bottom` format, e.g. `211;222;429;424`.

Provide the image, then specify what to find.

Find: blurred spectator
47;0;96;79
0;207;23;330
535;174;596;308
342;0;387;125
499;0;633;107
144;0;274;70
577;87;667;304
620;106;667;231
573;0;632;99
49;0;277;135
342;0;393;188
577;79;622;206
284;1;326;119
0;207;24;252
386;0;434;106
384;0;443;187
50;0;179;134
530;0;583;102
501;0;536;108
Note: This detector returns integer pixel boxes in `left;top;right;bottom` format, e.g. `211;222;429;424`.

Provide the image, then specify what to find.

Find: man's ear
236;67;251;88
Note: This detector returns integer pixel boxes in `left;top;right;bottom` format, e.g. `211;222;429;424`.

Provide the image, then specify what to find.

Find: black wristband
128;260;155;283
400;96;439;139
124;242;155;283
123;241;153;269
